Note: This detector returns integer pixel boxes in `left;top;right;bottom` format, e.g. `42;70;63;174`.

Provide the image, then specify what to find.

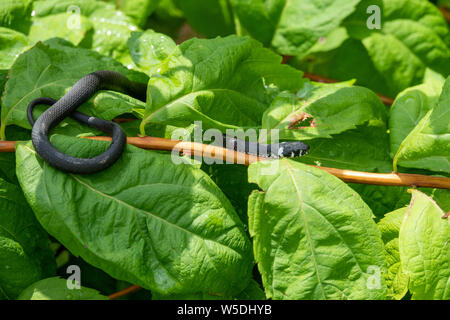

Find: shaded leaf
231;0;360;55
0;178;55;299
174;0;235;37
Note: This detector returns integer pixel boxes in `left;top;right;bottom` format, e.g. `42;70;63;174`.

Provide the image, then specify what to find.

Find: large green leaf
248;159;387;299
0;177;55;299
261;81;387;141
0;39;146;140
389;70;445;157
139;34;304;134
399;190;449;300
18;277;108;300
377;207;409;300
296;0;450;97
16;136;253;296
393;76;450;173
230;0;361;55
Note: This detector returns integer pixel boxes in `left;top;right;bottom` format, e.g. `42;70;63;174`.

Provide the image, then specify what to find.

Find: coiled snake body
28;70;309;174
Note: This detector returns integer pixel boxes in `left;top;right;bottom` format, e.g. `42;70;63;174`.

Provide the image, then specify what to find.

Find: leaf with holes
261;81;387;141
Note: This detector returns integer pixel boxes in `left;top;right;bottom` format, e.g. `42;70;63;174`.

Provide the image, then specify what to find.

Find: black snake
27;70;309;174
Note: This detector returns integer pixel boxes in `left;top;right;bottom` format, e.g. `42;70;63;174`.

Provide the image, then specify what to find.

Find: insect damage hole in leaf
288;112;316;129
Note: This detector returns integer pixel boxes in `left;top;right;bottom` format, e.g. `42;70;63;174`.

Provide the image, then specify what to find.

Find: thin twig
2;137;449;189
108;285;141;300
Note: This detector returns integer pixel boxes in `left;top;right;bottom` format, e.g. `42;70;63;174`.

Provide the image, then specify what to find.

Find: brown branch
2;137;449;189
0;140;15;152
108;285;141;300
113;118;136;123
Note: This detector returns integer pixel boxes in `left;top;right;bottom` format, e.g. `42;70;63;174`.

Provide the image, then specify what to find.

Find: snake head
277;141;310;158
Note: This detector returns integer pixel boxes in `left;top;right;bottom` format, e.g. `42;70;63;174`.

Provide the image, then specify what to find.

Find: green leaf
0;0;33;34
86;8;140;67
0;27;29;69
230;0;361;55
261;81;387;141
32;0;141;66
399;190;449;300
297;0;450;97
32;0;110;17
28;13;92;47
0;39;146;139
389;70;445;157
0;177;55;299
128;30;179;76
393;76;450;173
140;35;304;134
18;277;108;300
377;207;409;300
174;0;235;37
15;136;253;296
248;159;387;300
